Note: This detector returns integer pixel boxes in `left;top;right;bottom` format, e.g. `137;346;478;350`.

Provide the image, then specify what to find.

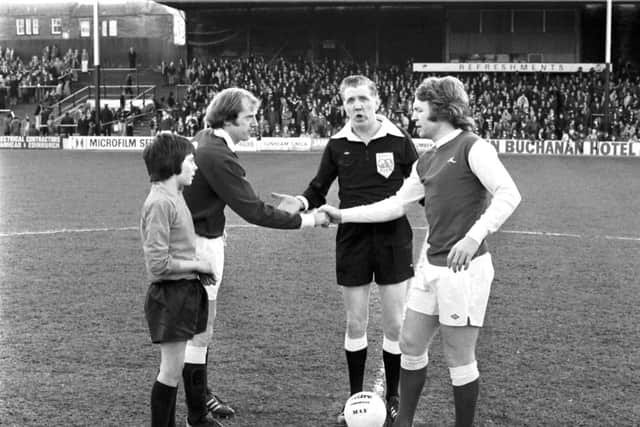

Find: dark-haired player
140;133;219;427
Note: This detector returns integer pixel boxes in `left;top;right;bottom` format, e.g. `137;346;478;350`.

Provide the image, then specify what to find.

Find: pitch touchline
0;225;638;242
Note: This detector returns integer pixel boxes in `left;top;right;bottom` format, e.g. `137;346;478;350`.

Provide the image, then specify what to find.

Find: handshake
310;205;342;227
272;192;342;228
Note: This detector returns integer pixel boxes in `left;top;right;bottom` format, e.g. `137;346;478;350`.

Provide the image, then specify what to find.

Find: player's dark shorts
144;278;208;344
335;216;414;287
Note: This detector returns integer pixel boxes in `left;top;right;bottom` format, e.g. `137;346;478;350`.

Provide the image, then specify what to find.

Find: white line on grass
0;225;639;242
0;226;137;237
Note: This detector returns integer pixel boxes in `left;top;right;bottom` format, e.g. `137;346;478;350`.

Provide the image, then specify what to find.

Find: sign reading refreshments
413;63;607;73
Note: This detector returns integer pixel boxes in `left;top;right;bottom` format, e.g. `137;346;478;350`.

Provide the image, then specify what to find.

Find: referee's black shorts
335;216;414;287
144;278;208;344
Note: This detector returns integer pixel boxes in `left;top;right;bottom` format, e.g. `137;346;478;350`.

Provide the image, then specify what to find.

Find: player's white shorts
406;252;494;327
195;234;225;301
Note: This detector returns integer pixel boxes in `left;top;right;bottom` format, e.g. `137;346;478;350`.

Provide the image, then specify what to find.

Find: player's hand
272;192;304;214
447;236;480;273
312;209;330;227
319;204;342;224
198;272;217;287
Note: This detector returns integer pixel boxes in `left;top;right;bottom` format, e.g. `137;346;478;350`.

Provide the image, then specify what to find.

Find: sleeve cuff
465;224;487;245
296;196;309;211
299;213;315;228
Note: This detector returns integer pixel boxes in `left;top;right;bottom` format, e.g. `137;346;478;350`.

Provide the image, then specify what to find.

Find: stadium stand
3;47;640;143
154;55;640;143
0;44;157;137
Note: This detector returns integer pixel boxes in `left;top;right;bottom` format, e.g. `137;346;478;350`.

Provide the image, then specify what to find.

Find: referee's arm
301;142;338;209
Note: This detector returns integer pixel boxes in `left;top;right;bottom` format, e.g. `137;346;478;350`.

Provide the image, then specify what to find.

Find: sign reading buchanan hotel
413;63;607;73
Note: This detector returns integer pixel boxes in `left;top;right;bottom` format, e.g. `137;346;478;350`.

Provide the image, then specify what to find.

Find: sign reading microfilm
65;136;155;150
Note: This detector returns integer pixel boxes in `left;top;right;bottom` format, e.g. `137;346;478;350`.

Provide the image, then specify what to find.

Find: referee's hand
447;236;480;273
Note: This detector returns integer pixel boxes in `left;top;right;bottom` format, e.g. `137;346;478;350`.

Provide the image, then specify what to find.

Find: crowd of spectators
0;45;80;109
4;46;640;143
0;45;150;137
157;55;640;143
1;99;146;137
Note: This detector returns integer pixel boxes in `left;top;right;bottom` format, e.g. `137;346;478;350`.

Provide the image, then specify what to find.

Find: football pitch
0;150;638;426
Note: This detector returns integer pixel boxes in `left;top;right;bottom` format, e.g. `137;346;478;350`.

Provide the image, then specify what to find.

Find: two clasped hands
272;193;343;228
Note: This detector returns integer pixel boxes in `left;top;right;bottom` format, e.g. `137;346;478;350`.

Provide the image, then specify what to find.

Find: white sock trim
184;344;208;364
400;352;428;371
449;361;479;386
344;334;368;352
382;337;401;355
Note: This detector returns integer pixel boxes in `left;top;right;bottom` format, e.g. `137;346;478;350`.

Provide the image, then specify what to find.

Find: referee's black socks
382;337;401;400
344;334;368;396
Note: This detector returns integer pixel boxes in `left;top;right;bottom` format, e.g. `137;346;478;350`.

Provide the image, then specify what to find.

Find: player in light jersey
321;76;521;427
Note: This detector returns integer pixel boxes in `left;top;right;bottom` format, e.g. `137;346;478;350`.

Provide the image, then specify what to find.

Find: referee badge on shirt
376;152;394;178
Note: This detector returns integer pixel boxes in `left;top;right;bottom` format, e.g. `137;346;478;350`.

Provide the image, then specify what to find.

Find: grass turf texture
0;150;638;426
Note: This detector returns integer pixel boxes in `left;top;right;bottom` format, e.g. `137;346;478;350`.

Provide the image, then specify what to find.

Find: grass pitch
0;150;638;426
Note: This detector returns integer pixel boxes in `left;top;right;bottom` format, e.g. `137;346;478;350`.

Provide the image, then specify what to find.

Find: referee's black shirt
302;116;419;210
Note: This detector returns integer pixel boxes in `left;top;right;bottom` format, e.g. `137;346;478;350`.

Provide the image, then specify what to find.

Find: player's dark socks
453;379;479;427
395;367;427;427
346;347;367;395
151;380;177;427
168;383;177;427
383;350;401;400
183;363;208;422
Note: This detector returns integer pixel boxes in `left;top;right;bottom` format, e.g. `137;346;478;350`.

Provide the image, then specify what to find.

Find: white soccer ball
344;391;387;427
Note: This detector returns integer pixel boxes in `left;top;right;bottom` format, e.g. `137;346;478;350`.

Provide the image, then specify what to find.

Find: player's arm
465;139;521;243
200;154;323;229
142;200;211;275
322;161;424;224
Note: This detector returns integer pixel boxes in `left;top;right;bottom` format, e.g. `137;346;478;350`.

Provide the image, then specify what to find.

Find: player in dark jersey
181;87;329;427
320;76;521;427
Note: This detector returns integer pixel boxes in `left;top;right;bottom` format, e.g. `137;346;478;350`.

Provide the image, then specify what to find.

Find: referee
273;75;419;425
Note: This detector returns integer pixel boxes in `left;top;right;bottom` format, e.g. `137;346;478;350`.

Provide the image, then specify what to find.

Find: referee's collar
213;128;237;152
333;115;404;142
